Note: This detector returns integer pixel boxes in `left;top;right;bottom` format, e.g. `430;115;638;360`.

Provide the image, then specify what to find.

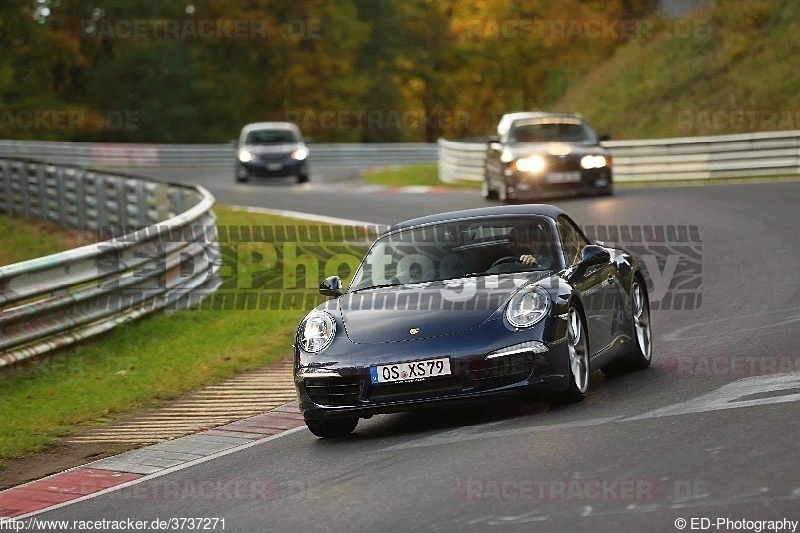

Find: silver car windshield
245;129;298;144
349;217;557;291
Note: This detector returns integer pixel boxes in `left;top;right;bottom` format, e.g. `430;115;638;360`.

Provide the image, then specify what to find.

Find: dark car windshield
349;217;558;291
508;118;596;143
244;129;299;144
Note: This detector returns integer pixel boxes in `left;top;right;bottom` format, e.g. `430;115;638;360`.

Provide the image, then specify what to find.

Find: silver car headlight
580;154;609;169
291;148;308;161
505;286;550;328
238;149;255;163
300;311;337;353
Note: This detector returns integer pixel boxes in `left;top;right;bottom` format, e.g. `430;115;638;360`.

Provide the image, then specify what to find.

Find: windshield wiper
351;282;403;292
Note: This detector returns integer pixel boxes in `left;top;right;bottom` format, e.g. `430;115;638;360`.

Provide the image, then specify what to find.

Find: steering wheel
490;255;522;269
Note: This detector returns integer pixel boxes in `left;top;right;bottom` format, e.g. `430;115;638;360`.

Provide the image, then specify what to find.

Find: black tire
498;179;510;204
296;173;309;184
482;171;498;200
602;278;652;375
549;304;589;405
305;417;358;438
235;164;249;183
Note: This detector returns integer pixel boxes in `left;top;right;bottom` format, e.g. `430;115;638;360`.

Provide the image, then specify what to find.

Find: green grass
0;215;90;266
554;0;800;139
363;164;480;189
0;206;362;464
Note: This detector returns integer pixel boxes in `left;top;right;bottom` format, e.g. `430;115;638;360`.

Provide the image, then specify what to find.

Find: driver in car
506;226;552;269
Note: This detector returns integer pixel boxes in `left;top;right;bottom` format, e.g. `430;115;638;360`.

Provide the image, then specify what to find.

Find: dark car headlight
510;155;545;172
300;311;336;353
580;155;609;169
505;286;550;328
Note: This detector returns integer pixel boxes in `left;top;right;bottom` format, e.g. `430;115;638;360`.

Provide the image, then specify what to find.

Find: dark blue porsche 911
293;205;652;437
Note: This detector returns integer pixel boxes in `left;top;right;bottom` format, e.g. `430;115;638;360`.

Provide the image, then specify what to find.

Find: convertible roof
389;204;566;232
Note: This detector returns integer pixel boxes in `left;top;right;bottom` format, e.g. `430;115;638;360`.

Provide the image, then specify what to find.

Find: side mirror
598;133;611;142
319;275;343;297
580;244;611;265
229;140;239;148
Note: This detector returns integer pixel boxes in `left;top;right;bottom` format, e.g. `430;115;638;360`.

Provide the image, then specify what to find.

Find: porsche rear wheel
305;417;358;438
603;279;652;375
551;305;589;404
628;280;652;369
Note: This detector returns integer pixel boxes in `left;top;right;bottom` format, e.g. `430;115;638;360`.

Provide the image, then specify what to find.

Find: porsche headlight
291;148;308;161
238;149;254;163
300;311;337;353
511;155;545;173
580;154;609;169
505;286;550;328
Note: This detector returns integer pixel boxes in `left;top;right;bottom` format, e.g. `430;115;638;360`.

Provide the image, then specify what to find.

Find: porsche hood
336;274;554;344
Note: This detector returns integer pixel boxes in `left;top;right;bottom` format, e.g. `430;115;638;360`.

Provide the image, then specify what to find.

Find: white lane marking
382;371;800;451
624;371;800;420
15;426;307;519
381;416;623;451
662;307;800;341
226;205;384;227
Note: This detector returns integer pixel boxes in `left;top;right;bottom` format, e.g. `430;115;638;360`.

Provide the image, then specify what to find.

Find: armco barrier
438;130;800;183
0;158;220;367
0;141;437;169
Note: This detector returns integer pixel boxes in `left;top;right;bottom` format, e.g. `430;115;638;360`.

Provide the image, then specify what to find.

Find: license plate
266;162;283;171
546;171;581;183
370;357;451;384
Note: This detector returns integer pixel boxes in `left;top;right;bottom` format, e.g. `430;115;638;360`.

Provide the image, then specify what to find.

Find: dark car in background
235;122;309;184
483;112;612;202
293;204;652;438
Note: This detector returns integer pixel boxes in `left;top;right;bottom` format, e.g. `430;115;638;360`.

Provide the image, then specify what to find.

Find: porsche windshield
349;217;558;291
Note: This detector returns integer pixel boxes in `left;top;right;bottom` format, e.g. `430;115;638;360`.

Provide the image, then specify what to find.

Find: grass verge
0;215;95;266
0;206;360;466
363;164;480;189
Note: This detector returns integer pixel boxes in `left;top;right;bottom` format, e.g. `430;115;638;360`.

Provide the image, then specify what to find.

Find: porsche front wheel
551;305;589;404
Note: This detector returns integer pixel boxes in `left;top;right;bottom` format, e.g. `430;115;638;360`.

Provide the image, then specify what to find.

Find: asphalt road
40;170;800;532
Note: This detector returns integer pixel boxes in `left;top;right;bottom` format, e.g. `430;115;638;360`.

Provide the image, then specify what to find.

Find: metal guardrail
438;130;800;183
0;141;438;169
0;158;220;368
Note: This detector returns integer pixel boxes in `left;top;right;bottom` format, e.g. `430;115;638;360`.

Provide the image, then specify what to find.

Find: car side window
557;216;588;266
